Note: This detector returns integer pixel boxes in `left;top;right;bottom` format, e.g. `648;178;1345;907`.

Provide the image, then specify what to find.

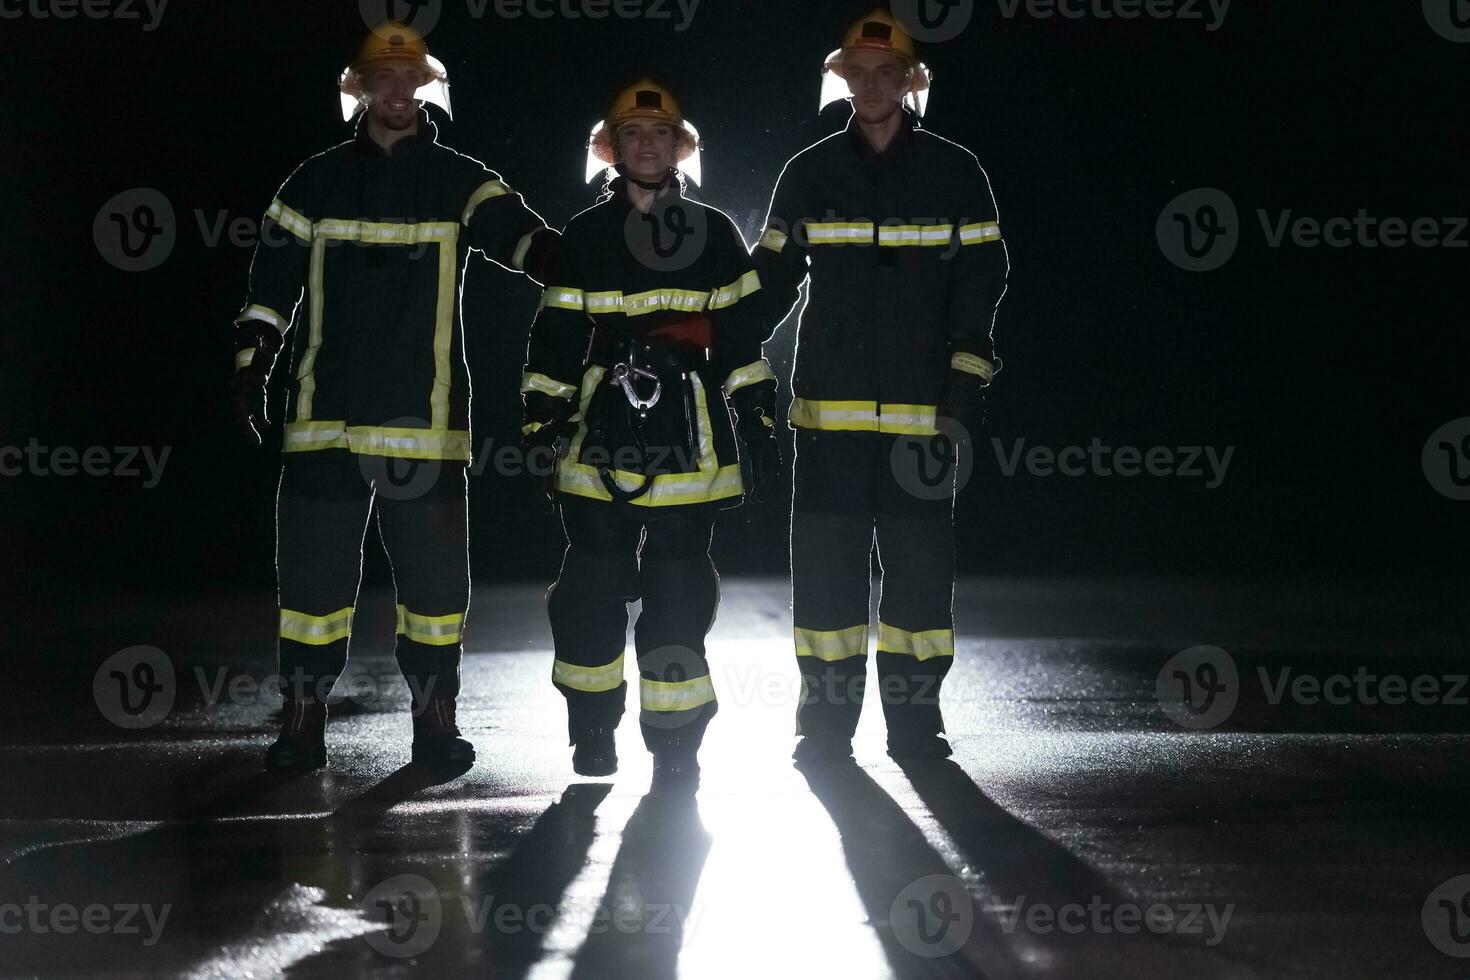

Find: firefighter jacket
520;177;774;510
234;108;558;463
754;110;1008;435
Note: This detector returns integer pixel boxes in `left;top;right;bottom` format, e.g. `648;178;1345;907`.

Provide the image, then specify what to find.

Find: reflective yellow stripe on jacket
788;399;938;436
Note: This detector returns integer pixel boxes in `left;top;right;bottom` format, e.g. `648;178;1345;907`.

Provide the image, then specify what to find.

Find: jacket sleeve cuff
722;359;777;396
950;351;998;384
520;371;579;400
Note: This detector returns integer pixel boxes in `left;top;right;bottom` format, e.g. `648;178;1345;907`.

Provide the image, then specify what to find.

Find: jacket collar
353;106;438;157
845;107;919;160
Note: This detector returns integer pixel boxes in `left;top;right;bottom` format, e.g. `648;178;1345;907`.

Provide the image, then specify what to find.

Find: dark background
3;0;1465;605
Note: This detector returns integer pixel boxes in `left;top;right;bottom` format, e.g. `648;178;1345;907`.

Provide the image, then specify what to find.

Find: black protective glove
730;380;783;504
521;392;576;504
230;322;281;447
937;370;988;442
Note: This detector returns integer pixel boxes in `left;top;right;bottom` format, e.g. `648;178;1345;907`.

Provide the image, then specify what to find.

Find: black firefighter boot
411;696;476;767
572;727;618;777
266;700;329;771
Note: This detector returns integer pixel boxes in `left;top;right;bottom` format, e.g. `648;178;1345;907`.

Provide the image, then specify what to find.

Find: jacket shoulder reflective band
788;399;938;436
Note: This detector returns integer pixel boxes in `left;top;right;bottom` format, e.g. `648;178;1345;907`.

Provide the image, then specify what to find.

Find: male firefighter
521;79;780;789
754;9;1009;764
230;24;559;770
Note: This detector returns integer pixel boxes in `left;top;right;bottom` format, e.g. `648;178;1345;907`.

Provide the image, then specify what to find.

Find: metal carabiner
611;362;662;411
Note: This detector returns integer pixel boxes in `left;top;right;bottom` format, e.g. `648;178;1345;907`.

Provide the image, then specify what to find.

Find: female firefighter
519;79;781;789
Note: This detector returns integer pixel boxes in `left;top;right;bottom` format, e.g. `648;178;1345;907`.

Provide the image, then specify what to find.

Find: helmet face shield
339;54;452;122
819;9;933;118
820;49;931;117
585;81;703;184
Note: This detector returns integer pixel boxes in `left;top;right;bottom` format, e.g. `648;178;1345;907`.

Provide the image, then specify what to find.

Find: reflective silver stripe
877;623;955;661
510;228;538;270
723;359;777;395
788;399;879;431
640;674;716;712
553;653;625;693
281;422;472;461
807;222;875;244
266;198;312;242
280;606;354;645
314;220;457;244
709;270;762;310
461;179;512;226
877;404;938;435
520;372;579;399
542;287;586;312
951;352;996;382
758;227;788;253
794;625;868;661
235;349;256;370
877;224;954;247
235;303;288;334
395;604;465;647
959;221;1003;245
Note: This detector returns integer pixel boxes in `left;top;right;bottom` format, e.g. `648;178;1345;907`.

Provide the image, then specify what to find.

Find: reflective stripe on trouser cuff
640;674;716;712
877;623;955;661
795;624;869;662
553;653;625;693
280;606;354;645
395;605;465;647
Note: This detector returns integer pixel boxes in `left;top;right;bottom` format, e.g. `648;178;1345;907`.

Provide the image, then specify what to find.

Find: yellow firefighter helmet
338;22;452;122
585;79;703;185
820;8;933;118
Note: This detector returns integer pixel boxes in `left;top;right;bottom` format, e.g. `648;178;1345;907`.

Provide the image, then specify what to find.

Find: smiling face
360;62;429;131
616;120;679;183
841;49;911;125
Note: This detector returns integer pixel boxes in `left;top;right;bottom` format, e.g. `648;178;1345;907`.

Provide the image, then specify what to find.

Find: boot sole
264;751;327;771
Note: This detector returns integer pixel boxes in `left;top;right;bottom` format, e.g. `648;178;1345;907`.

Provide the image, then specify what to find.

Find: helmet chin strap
614;162;678;191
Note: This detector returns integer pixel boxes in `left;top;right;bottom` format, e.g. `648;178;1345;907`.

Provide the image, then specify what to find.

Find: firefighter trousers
790;429;957;746
547;495;720;754
275;453;470;716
